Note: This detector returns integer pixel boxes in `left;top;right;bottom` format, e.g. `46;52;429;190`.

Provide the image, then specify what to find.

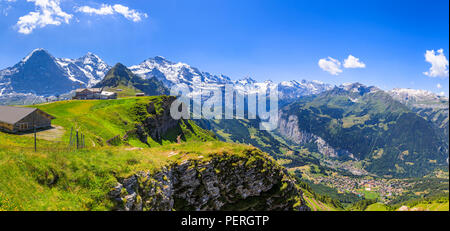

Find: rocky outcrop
109;149;310;211
121;96;182;145
278;114;316;144
278;114;353;159
142;97;180;141
123;124;148;144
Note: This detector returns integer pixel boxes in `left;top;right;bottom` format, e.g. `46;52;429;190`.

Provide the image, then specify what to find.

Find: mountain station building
73;88;117;100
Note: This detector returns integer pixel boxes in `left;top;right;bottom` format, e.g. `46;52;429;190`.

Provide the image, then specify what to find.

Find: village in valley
307;174;413;203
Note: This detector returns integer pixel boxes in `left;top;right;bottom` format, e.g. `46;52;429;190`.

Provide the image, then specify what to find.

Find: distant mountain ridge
129;56;333;101
0;49;110;97
0;49;446;106
0;49;334;104
388;88;449;141
94;63;169;96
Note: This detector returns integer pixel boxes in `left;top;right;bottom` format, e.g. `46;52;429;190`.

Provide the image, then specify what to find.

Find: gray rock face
142;97;180;141
110;151;310;211
278;114;353;159
278;114;316;144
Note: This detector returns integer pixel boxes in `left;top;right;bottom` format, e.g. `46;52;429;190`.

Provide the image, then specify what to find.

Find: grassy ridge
29;96;215;148
0;97;260;211
0;141;253;211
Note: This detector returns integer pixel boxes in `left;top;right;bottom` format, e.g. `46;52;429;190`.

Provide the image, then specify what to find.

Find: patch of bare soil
23;126;65;141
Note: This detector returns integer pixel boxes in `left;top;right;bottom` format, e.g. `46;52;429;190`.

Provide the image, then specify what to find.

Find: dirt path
22;126;65;141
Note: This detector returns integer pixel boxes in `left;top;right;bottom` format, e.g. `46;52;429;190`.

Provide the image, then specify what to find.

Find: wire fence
0;126;89;153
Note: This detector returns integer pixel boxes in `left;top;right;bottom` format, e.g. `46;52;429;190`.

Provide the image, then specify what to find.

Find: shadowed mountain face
389;88;449;140
278;83;449;177
95;63;169;96
6;49;76;96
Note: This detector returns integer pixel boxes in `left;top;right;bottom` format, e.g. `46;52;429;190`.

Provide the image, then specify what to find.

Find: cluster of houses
73;88;117;100
0;106;55;133
311;174;410;202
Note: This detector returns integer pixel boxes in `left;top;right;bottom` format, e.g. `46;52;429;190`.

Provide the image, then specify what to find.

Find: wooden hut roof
0;106;55;125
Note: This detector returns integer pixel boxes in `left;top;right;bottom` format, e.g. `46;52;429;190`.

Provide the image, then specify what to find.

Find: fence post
69;127;73;150
76;130;79;150
33;113;37;152
81;133;84;149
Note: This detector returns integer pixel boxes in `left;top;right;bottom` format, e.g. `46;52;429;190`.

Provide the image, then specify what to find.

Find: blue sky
0;0;449;95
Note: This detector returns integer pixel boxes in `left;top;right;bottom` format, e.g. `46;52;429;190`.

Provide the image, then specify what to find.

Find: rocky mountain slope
94;63;169;97
110;148;309;211
389;88;449;139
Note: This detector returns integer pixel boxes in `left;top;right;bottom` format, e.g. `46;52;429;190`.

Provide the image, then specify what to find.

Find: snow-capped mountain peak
2;50;334;103
0;49;111;96
236;77;257;85
130;56;232;87
79;52;102;64
389;88;448;108
339;82;380;95
21;48;50;63
277;79;333;100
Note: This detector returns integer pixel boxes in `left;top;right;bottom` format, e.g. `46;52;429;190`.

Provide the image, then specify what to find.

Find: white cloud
343;55;366;69
16;0;73;34
76;4;148;22
76;4;114;15
439;92;445;96
437;83;442;89
423;49;449;78
113;4;147;22
318;57;343;75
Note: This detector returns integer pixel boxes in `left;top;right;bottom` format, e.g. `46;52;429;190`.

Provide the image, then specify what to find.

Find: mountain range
4;49;446;107
0;49;333;103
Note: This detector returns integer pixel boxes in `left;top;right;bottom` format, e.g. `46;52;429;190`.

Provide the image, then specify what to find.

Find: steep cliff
109;148;310;211
278;114;351;159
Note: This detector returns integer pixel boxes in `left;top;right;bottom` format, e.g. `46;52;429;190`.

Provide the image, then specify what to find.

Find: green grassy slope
0;141;255;211
28;96;215;148
0;97;306;211
365;203;390;211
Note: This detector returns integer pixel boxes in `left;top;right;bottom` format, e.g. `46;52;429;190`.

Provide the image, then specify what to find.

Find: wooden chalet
0;106;55;133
